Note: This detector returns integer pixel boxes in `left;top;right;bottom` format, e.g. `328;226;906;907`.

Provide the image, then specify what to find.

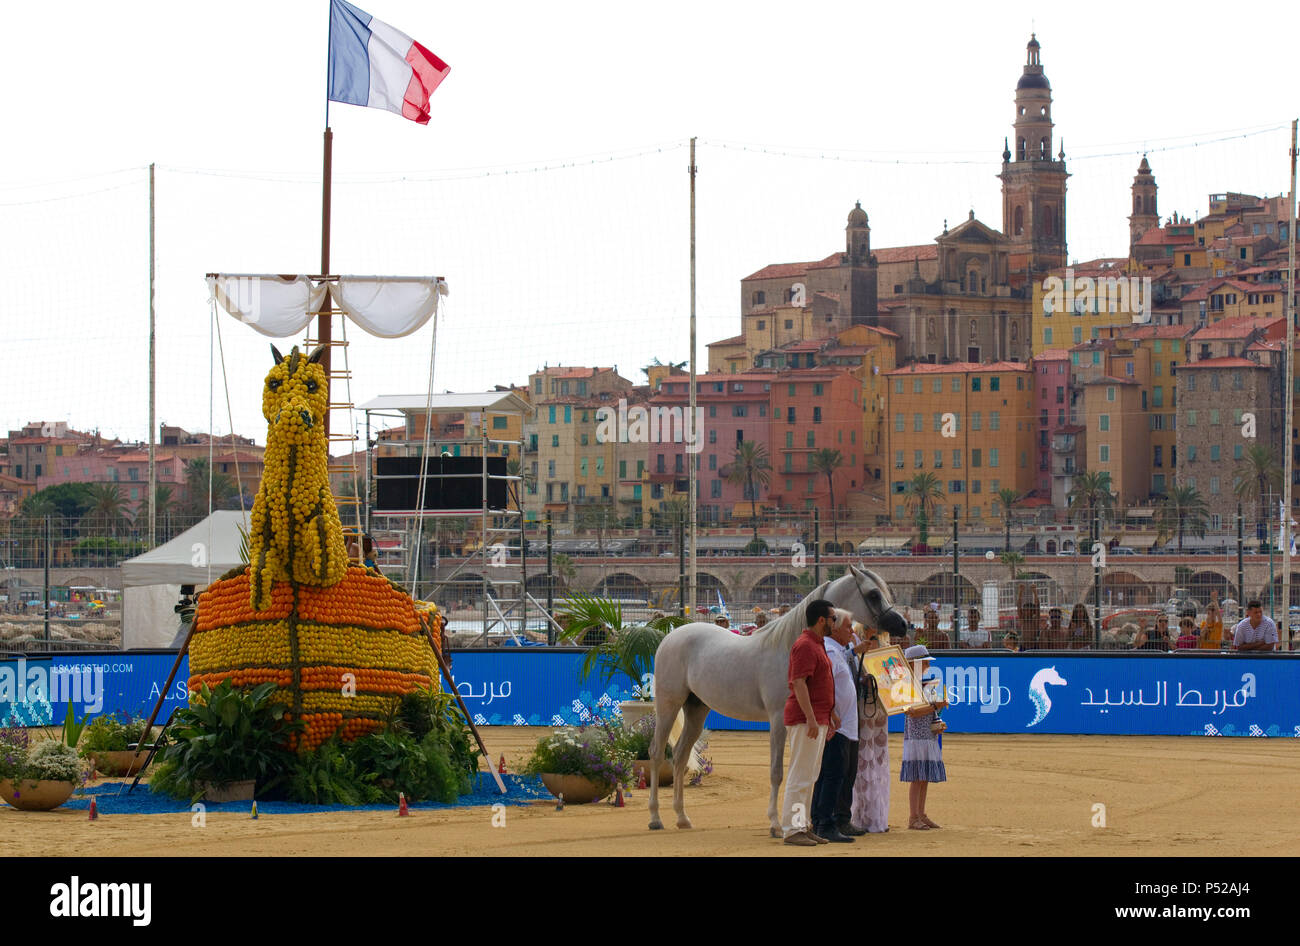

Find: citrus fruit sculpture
189;344;443;750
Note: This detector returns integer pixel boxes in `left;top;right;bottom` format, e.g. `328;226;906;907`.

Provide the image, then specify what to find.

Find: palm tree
183;458;238;516
1068;471;1115;544
995;487;1021;552
905;472;943;548
1234;444;1282;541
83;483;132;538
999;550;1025;581
556;595;688;693
723;441;772;544
810;448;845;546
1155;485;1209;552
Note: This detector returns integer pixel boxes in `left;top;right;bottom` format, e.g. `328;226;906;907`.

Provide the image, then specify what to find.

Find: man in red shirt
781;598;839;846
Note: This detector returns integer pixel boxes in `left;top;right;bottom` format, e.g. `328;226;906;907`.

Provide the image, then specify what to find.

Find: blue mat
44;773;551;815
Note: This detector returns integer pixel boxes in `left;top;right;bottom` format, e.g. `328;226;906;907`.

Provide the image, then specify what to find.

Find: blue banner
2;651;1297;737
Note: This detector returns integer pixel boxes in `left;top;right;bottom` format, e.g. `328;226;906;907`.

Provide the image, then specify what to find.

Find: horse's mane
750;577;836;651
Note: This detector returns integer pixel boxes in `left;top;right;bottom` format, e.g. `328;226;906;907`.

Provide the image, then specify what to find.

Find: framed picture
860;644;930;715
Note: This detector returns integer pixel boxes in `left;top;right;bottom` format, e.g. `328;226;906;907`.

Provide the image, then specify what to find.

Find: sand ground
5;728;1297;856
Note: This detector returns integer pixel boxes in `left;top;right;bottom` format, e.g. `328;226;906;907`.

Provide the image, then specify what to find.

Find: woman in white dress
850;634;891;833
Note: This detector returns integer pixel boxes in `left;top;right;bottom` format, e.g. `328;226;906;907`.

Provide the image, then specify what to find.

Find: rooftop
886;360;1029;376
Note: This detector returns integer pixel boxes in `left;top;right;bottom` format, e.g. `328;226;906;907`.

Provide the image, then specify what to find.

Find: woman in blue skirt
900;644;947;830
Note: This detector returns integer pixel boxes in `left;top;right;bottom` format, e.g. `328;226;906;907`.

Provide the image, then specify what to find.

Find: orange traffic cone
498;754;507;774
398;792;410;817
615;786;625;808
88;798;98;821
637;770;647;790
556;792;565;811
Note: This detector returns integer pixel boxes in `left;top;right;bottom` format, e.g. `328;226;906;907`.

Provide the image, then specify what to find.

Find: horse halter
852;570;900;632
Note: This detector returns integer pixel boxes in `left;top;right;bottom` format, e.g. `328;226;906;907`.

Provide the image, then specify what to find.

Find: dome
847;201;868;226
1138;156;1151;173
1017;71;1050;90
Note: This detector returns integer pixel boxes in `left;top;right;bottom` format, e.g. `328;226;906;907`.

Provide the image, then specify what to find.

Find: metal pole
1269;491;1276;625
1283;118;1298;648
1092;510;1101;647
318;127;333;438
545;516;554;645
688;136;698;616
43;516;51;644
678;511;686;618
952;518;961;645
813;508;821;586
1237;502;1245;615
147;162;156;548
481;433;489;640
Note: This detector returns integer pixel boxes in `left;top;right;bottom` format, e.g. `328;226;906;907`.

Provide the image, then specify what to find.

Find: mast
318;127;333;438
1283;118;1298;648
148;162;157;546
688;137;698;615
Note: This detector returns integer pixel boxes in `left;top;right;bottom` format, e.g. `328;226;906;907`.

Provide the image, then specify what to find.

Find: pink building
647;371;778;524
1030;349;1070;496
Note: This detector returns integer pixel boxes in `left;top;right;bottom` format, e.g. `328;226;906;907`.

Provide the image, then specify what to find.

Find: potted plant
80;713;153;777
0;721;86;811
557;596;685;726
148;680;298;803
612;714;674;787
522;726;634;804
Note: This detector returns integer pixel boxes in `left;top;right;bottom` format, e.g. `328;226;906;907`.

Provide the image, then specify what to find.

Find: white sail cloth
206;274;447;339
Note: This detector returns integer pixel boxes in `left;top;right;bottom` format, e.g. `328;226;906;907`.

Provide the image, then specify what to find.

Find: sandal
908;818;930;830
920;815;941;829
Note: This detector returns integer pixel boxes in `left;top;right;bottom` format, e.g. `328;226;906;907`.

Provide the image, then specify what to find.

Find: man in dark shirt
781;598;837;846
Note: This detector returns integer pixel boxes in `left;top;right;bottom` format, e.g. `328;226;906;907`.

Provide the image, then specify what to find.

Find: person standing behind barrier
1067;604;1091;650
780;598;837;846
810;613;859;843
1175;617;1199;649
1200;601;1226;650
1233;600;1278;652
849;634;891;833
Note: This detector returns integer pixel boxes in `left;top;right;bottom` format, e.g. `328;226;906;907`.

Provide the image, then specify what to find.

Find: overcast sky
1;0;1296;450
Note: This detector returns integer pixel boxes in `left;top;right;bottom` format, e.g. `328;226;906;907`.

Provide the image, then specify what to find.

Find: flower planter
538;772;610;805
0;778;77;811
90;750;149;778
197;779;256;803
632;759;674;786
618;700;655;731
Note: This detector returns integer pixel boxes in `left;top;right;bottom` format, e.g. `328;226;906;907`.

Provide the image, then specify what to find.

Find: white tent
120;510;250;650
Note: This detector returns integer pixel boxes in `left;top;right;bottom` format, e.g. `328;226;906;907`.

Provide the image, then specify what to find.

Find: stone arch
442;572;486;606
1266;573;1300;610
1017;572;1064;604
526;573;565;597
694;571;728;605
1186;571;1237;609
1101;570;1161;606
914;572;979;608
752;572;798;606
593;572;649;601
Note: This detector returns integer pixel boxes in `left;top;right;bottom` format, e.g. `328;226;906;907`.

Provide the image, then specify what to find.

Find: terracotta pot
90;750;149;778
632;759;674;786
197;779;256;803
0;778;77;811
538;772;610;804
619;700;655;731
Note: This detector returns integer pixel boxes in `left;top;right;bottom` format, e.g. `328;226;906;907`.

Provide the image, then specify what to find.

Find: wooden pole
1283;118;1298;648
126;618;196;785
148;162;157;548
319;127;334;438
422;618;507;794
688;136;697;615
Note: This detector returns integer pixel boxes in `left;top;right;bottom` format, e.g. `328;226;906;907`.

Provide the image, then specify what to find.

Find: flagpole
319;0;334;437
688;137;698;617
1283;117;1298;649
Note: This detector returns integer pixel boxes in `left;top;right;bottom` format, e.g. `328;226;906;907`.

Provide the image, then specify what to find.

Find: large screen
374;456;508;511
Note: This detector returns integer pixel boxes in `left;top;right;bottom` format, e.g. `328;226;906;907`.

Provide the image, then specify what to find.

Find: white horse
647;565;908;835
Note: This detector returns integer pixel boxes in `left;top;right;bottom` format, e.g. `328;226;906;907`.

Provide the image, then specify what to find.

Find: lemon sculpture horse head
248;344;348;610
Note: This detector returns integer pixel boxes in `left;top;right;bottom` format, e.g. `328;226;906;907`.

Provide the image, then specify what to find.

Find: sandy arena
6;728;1298;856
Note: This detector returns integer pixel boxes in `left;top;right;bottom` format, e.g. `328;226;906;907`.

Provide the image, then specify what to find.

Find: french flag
328;0;449;125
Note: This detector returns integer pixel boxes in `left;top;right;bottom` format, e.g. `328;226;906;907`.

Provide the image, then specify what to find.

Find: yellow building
1082;375;1147;507
1031;258;1144;355
884;361;1034;524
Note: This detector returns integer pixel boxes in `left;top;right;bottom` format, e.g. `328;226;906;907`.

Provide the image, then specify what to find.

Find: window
1232;372;1243;391
806;431;816;447
949;481;964;493
952;378;961;392
932;378;942;393
971;412;982;431
1153;387;1163;408
971;378;981;392
1044;328;1053;344
1186;373;1196;392
894;380;904;394
989;448;999;468
952;450;961;469
894;414;904;432
1106;386;1115;402
580;458;588;476
972;480;981;494
895;450;904;469
757;319;766;330
1099;445;1110;463
1099;415;1110;432
619;460;627;478
732;405;747;417
934;450;944;468
914;450;923;468
580;433;589;446
913;379;923;393
674;455;684;473
655;455;665;473
784;319;794;330
933;413;943;432
787;407;796;423
1210;409;1220;425
551;435;559;447
1154;446;1163;467
1187;445;1197;462
596;457;604;476
1210;374;1220;392
813;407;822;423
1186;410;1196;427
564;406;572;423
1073;326;1082;344
989;411;1000;431
711;480;722;498
913;414;923;432
972;449;982;467
1210;445;1220;461
548;405;556;424
708;429;717;444
1234;444;1243;460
